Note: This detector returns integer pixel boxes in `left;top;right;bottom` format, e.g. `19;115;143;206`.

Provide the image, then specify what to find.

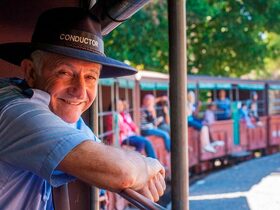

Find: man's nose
68;76;87;99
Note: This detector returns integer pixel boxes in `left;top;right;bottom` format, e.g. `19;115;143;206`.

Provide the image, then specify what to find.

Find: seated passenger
248;102;263;126
187;91;224;153
247;91;259;109
239;103;255;128
247;91;263;126
203;102;217;125
187;91;203;129
140;94;171;153
121;99;157;158
215;89;232;120
105;100;157;158
156;95;171;134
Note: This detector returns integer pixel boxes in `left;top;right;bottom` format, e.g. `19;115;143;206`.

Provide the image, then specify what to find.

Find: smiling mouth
61;99;84;105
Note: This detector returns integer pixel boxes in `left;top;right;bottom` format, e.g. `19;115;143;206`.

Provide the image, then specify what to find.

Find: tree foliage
104;0;280;77
104;0;168;72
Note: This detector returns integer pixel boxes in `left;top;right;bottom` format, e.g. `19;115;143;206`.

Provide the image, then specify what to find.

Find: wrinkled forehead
39;51;101;73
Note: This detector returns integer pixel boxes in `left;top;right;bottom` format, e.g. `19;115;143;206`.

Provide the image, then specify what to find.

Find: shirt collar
31;89;51;107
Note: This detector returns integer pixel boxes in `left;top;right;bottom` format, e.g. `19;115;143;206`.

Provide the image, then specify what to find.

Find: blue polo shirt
0;78;99;210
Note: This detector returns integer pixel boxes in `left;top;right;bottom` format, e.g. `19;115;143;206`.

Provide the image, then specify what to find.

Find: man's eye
86;75;97;80
58;70;72;77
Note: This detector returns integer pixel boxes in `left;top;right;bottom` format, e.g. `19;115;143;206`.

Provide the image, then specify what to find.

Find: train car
188;76;234;166
235;80;268;151
53;67;280;207
266;80;280;153
88;72;280;205
126;72;280;172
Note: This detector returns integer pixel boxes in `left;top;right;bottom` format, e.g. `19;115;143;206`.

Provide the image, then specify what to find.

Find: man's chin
62;116;80;124
51;105;83;123
56;112;81;124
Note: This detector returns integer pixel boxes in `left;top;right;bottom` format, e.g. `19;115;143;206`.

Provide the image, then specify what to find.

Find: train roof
118;70;280;91
137;70;268;84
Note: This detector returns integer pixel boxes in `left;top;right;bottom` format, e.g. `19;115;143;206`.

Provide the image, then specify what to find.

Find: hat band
32;29;104;55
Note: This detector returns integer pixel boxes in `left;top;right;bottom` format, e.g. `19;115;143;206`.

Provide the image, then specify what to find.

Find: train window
237;84;266;116
268;87;280;115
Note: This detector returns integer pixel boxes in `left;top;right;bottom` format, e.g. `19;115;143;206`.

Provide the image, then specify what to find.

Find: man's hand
133;157;166;202
137;171;166;202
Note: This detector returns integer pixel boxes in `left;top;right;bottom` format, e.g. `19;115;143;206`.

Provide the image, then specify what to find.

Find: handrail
98;111;115;117
53;185;167;210
98;130;115;139
118;189;167;210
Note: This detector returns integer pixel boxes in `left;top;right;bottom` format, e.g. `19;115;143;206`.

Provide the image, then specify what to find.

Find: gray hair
30;50;48;75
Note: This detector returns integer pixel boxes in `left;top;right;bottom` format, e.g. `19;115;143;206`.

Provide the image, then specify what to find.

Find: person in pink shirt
105;99;156;158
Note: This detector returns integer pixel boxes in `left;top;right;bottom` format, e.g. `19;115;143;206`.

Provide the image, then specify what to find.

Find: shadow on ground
190;197;249;210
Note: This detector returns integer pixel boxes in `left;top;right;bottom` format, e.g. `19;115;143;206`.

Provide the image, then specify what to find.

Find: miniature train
97;70;280;173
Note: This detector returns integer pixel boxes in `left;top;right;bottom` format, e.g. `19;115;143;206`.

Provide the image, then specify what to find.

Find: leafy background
104;0;280;79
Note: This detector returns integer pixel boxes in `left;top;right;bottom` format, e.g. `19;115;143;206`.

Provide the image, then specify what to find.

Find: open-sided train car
102;71;280;173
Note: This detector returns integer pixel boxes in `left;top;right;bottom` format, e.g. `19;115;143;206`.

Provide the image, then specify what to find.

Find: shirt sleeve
0;97;94;187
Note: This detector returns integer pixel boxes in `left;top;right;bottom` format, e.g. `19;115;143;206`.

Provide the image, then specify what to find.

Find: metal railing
119;189;167;210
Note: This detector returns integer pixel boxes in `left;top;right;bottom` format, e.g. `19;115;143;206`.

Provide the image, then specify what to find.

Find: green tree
104;0;168;73
104;0;280;77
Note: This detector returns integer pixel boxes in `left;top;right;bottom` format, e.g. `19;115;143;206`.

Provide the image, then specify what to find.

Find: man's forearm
57;140;162;191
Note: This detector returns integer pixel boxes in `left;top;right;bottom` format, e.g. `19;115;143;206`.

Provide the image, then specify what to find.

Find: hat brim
0;42;137;78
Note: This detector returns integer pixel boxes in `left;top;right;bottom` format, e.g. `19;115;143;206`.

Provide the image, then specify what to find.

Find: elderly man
0;7;165;210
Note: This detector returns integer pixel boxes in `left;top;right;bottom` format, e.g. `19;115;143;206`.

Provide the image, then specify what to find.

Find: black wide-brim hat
0;7;137;78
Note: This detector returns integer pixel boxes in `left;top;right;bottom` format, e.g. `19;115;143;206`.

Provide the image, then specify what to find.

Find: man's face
219;90;226;99
32;54;101;123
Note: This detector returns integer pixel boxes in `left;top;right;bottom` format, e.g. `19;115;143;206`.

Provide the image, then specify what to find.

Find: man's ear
21;59;36;87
